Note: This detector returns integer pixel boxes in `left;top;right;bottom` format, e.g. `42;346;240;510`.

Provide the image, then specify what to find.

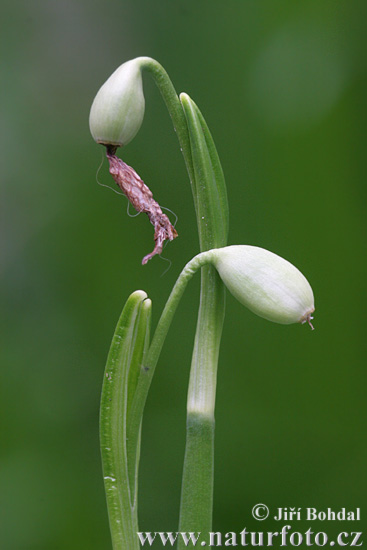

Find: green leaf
100;290;151;550
180;93;229;250
177;94;228;547
126;297;151;508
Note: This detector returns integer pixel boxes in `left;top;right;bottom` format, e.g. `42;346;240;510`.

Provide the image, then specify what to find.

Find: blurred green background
1;1;366;548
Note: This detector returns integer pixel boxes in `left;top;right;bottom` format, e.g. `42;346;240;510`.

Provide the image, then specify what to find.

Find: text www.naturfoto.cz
137;528;363;547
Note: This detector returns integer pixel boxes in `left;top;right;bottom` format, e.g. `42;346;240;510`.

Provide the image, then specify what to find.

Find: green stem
127;258;224;550
137;57;197;214
177;266;225;549
128;252;214;437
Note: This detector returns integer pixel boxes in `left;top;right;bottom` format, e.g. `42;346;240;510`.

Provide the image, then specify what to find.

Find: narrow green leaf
177;94;228;547
180;93;229;250
126;298;151;508
100;290;151;550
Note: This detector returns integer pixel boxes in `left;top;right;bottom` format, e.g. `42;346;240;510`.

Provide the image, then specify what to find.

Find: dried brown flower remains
106;146;178;264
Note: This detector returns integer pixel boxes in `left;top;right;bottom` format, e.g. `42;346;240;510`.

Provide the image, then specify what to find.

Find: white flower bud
89;59;145;147
210;245;315;326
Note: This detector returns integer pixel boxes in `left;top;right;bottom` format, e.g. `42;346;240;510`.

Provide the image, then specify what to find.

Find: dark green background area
1;1;366;548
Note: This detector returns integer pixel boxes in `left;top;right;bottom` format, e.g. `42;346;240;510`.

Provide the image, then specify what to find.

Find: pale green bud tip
89;59;145;147
211;245;315;327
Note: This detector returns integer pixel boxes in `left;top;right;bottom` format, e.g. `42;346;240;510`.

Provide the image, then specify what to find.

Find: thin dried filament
106;146;178;264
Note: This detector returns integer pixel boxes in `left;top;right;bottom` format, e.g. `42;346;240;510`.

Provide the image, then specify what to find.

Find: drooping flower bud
89;59;145;147
209;245;315;327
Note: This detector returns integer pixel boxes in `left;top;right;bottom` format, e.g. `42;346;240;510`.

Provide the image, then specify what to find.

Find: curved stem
137;57;197;215
128;251;214;436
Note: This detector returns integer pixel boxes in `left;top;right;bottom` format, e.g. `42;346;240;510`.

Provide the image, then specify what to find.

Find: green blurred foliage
1;0;366;548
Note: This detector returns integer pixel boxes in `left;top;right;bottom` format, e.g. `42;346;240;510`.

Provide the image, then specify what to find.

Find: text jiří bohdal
274;507;360;521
